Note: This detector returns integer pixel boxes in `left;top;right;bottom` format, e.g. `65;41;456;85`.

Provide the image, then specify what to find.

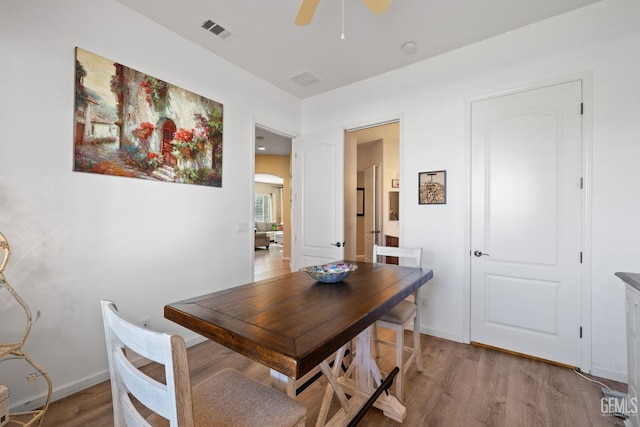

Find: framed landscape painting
73;47;223;187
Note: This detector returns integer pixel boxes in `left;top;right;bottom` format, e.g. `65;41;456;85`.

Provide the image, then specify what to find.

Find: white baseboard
589;365;627;383
184;334;208;347
11;334;209;412
420;326;465;344
417;327;628;384
10;369;111;412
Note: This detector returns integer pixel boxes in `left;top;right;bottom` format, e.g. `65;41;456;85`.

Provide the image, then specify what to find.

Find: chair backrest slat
101;300;194;427
373;245;422;268
121;395;152;427
113;349;172;417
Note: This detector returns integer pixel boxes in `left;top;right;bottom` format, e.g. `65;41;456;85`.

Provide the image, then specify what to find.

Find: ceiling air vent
201;19;235;41
288;70;322;88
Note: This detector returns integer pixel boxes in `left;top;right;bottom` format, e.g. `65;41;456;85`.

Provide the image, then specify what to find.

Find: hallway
254;243;290;280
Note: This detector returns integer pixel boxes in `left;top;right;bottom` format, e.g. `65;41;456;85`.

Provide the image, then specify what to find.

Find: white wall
301;0;640;381
0;0;301;409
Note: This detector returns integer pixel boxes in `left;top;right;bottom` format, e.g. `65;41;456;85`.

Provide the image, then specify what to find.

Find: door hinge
580;103;584;115
580;177;584;189
579;326;583;338
580;252;583;263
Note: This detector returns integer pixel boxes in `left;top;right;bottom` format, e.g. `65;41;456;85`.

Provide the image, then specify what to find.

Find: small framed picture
419;170;446;205
391;179;399;188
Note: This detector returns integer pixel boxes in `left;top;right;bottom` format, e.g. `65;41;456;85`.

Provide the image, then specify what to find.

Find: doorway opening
253;125;292;278
263;117;401;273
344;121;400;263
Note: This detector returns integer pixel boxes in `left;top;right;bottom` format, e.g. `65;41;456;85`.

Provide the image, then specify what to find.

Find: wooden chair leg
413;314;423;372
395;324;404;401
373;324;381;358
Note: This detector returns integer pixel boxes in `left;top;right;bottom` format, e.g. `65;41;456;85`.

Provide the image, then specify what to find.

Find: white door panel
487;113;560;266
363;165;378;263
471;80;583;366
292;128;345;271
484;275;559;334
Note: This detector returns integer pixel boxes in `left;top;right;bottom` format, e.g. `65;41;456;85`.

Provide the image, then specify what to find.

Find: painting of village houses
73;47;223;187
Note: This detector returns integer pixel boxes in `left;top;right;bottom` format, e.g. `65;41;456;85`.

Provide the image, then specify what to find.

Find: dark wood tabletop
164;260;433;379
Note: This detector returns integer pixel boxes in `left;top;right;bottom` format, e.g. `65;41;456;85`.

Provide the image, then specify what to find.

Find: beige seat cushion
194;368;305;426
379;300;416;324
147;368;305;427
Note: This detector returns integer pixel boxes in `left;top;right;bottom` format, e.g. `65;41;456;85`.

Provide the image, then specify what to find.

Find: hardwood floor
39;246;626;426
254;243;291;280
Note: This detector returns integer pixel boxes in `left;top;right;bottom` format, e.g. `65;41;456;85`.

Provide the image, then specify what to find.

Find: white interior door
291;128;345;271
470;80;583;366
363;164;378;263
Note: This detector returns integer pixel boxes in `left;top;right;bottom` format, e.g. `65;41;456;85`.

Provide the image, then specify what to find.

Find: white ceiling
115;0;602;99
115;0;603;155
255;126;293;156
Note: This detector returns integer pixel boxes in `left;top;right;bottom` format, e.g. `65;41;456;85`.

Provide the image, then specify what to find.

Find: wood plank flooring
39;246;626;426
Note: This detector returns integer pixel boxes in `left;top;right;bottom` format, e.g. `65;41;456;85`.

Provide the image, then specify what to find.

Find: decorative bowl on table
300;263;358;283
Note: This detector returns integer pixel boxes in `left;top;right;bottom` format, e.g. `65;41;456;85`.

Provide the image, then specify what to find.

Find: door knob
473;250;489;257
331;242;345;247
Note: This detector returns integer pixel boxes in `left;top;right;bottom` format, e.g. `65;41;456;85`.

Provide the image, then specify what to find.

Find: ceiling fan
295;0;393;26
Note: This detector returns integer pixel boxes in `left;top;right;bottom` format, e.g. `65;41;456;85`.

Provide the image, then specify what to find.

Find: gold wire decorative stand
0;232;52;426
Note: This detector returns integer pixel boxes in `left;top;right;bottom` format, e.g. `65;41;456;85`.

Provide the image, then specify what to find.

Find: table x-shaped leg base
316;326;406;426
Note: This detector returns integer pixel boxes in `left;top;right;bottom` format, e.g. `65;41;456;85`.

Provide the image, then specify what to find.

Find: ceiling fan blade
362;0;393;15
295;0;320;26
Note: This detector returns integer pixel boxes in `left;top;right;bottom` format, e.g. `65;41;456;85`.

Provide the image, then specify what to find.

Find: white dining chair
100;300;306;427
372;244;424;401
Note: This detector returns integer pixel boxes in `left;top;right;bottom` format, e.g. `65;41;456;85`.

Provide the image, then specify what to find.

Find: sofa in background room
254;221;277;249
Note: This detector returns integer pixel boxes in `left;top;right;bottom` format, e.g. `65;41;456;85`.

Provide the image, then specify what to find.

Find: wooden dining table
165;260;433;425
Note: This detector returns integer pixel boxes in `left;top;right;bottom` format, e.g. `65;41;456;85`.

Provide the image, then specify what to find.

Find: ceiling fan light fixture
295;0;393;26
363;0;393;15
295;0;320;26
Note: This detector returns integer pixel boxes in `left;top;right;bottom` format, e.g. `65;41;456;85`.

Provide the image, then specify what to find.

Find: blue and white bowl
301;263;358;283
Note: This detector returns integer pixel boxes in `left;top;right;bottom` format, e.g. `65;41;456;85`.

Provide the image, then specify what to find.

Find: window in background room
255;194;273;222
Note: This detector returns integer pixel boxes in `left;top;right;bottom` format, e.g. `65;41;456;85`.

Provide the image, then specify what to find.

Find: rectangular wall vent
201;19;235;41
288;70;322;87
